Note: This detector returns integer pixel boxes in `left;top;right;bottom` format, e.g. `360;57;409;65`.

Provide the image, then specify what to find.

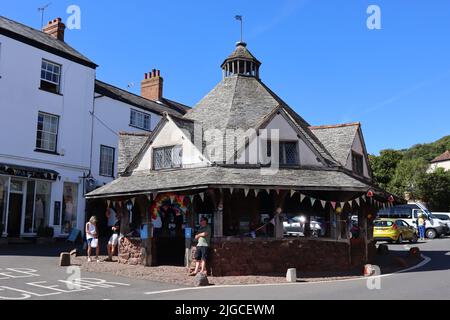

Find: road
0;238;449;300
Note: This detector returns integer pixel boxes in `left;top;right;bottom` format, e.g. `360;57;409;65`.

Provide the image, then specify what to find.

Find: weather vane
235;15;243;43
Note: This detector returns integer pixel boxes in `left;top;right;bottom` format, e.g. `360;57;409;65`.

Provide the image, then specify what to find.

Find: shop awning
0;162;59;181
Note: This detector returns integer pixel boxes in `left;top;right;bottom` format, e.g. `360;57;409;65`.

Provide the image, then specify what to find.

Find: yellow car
373;219;418;244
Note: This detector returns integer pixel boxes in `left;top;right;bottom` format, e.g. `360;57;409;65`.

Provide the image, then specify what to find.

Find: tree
416;168;450;211
369;150;403;190
388;158;429;198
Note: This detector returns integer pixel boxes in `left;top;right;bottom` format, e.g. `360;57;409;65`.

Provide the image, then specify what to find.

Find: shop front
0;164;56;238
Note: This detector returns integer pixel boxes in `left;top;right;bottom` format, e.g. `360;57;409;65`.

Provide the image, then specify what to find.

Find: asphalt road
0;237;449;300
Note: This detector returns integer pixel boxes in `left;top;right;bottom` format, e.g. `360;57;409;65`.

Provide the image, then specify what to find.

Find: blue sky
2;0;450;154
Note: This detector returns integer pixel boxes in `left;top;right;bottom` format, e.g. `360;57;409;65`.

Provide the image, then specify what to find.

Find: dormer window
266;141;299;166
352;151;364;176
153;145;182;170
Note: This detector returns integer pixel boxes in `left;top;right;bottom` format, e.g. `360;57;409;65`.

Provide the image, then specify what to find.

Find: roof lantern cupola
221;16;261;79
221;42;261;79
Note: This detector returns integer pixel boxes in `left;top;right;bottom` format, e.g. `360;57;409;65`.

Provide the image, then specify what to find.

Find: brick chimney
141;69;163;101
42;18;66;41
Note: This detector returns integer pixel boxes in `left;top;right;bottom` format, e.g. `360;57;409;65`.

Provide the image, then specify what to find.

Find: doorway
7;193;24;237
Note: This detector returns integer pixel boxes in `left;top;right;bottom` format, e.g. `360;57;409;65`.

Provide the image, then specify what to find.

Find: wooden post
136;196;152;267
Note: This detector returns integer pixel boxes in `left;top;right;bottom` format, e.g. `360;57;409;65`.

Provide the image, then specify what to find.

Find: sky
2;0;450;155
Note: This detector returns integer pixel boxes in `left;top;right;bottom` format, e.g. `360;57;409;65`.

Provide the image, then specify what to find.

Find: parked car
283;215;326;237
373;218;418;244
376;203;449;239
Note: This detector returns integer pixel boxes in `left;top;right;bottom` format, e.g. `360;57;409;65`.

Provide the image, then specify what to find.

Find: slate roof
0;15;97;68
221;42;261;67
86;166;370;199
117;133;151;174
95;80;189;117
431;150;450;163
310;123;360;166
184;75;337;165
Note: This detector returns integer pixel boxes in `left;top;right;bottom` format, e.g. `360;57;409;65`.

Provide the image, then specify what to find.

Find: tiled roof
310;123;360;166
0;15;97;68
117;133;151;174
95;80;189;117
86;166;370;198
431;150;450;163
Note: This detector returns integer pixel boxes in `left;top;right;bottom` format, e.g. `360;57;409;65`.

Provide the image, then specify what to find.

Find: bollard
59;252;71;267
286;268;297;283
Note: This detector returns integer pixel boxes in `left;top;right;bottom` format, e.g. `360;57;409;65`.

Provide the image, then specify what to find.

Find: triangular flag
291;190;296;198
112;201;116;207
348;201;353;209
146;194;152;201
269;218;275;226
266;189;271;195
199;193;205;202
169;195;176;203
310;197;316;207
229;188;234;195
362;195;366;202
340;202;346;209
131;198;135;206
300;194;305;203
355;198;360;207
255;189;262;195
244;188;250;197
276;189;280;195
320;200;327;208
107;200;111;207
331;201;337;209
189;195;194;203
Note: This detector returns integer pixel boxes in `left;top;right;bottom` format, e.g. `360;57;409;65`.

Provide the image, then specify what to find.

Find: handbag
90;238;98;248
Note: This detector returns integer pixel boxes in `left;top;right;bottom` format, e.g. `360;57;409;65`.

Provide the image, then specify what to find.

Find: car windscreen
374;221;394;227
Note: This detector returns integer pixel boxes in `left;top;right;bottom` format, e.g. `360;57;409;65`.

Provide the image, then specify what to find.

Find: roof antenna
235;15;243;44
38;2;52;29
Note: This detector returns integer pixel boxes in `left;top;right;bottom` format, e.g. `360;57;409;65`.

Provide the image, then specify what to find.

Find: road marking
144;255;432;296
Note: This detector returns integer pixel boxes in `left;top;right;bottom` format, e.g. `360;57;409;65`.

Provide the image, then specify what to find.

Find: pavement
0;237;449;300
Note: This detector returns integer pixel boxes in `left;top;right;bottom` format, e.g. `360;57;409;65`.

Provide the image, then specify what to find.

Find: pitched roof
184;75;337;165
117;133;151;174
86;166;370;199
221;42;261;67
310;123;360;166
0;15;97;69
95;80;189;117
431;150;450;163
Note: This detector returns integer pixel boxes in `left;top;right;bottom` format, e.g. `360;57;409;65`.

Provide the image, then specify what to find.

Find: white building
428;150;450;173
0;16;187;239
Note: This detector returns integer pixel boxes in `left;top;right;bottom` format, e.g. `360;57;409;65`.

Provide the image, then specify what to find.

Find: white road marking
144;255;432;296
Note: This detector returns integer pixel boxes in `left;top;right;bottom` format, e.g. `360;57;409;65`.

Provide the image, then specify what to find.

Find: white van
431;212;450;231
377;203;449;239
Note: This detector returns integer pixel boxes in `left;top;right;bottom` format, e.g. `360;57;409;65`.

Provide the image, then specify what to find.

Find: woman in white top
86;216;100;262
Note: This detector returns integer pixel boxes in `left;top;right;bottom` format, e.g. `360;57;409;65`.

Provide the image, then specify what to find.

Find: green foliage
416;168;450;211
401;135;450;161
389;158;428;197
369;150;403;190
371;136;450;211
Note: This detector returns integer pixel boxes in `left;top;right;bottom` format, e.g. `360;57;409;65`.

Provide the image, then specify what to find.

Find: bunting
199;193;205;202
244;188;250;198
291;190;296;198
331;201;337;210
320;200;327;208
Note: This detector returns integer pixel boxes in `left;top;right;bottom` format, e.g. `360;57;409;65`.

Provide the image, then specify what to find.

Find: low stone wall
118;237;143;265
208;238;352;277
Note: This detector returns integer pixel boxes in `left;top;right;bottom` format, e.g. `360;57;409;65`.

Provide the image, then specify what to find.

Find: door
7;193;23;237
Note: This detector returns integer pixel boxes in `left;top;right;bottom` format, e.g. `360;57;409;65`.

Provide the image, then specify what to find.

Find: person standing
190;217;211;276
105;213;121;262
418;214;426;241
86;216;100;263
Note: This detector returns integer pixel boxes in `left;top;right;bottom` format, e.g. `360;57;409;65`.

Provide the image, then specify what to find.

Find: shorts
194;246;209;261
108;234;119;246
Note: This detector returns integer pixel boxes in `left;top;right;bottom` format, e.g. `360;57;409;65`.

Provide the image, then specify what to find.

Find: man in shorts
190;216;211;276
105;214;121;262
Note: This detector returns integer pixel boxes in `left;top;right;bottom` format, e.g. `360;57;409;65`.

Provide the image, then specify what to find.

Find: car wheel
410;233;418;243
426;229;437;239
396;235;403;244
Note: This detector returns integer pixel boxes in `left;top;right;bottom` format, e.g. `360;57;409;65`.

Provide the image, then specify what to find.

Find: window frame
352;151;364;176
35;111;59;154
152;145;183;170
129;109;151;131
99;145;115;177
40;59;62;94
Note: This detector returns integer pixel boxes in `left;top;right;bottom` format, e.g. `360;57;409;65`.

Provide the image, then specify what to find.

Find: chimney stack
42;18;66;41
141;69;163;102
